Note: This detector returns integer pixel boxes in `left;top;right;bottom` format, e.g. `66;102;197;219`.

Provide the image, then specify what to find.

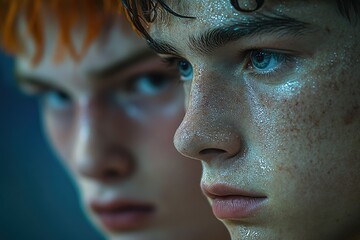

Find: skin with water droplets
151;1;360;239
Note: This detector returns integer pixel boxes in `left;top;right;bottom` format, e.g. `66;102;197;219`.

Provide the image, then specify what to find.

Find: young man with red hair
0;1;229;239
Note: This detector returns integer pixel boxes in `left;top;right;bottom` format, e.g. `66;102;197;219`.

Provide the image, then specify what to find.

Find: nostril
101;168;131;183
198;142;246;160
199;148;227;155
104;169;121;179
101;160;135;182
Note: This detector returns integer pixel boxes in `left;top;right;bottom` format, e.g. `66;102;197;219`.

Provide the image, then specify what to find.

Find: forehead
150;0;338;43
160;0;326;20
17;14;147;80
155;0;275;28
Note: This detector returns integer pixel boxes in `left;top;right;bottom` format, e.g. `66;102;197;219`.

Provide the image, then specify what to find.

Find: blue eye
39;91;72;111
177;60;193;81
250;50;286;72
133;74;171;96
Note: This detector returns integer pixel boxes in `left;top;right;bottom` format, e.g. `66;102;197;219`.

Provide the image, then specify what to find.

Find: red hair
0;0;125;64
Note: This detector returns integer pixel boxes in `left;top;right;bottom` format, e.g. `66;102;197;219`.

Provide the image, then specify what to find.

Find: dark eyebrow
150;13;317;56
15;72;59;90
147;39;181;56
16;71;45;86
90;49;157;80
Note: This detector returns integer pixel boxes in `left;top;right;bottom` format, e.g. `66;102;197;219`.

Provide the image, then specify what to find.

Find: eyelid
112;71;180;97
16;75;67;94
18;82;55;95
240;47;299;59
21;83;73;106
160;56;182;67
243;49;298;83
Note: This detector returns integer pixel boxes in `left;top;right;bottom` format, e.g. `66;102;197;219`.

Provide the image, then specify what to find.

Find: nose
174;76;244;162
72;99;134;183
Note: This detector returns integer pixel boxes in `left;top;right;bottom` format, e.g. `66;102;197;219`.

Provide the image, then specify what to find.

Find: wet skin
15;15;229;240
148;1;360;239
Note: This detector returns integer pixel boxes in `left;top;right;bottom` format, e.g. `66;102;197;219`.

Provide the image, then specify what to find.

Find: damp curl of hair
121;0;360;43
121;0;265;42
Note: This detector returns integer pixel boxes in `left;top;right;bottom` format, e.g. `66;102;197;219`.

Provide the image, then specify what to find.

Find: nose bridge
72;97;134;182
73;97;103;156
175;70;244;162
188;71;225;116
72;99;93;166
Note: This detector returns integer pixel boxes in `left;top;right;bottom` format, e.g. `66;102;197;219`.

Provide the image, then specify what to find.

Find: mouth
90;199;156;232
202;183;267;220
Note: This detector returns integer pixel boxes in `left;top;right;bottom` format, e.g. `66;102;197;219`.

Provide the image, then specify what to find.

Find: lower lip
97;210;154;232
211;196;266;220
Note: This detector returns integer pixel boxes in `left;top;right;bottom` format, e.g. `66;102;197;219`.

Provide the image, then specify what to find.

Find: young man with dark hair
0;1;229;239
122;0;360;239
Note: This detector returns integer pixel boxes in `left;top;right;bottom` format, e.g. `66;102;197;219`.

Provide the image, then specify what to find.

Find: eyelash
244;50;296;81
160;57;180;68
160;49;297;83
22;85;72;107
160;57;188;82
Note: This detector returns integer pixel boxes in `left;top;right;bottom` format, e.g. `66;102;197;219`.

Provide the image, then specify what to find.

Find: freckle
308;115;320;127
343;104;360;125
329;82;339;91
325;27;331;33
328;99;333;106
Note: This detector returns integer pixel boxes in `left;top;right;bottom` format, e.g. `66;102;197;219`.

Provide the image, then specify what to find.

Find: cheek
141;89;185;145
251;57;360;195
43;111;75;167
143;108;184;152
140;98;203;174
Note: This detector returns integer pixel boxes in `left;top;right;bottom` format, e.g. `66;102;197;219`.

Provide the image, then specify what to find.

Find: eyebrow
15;72;55;88
149;13;317;56
89;49;157;80
15;49;158;89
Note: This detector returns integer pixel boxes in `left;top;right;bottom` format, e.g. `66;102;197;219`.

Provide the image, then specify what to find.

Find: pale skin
146;1;360;239
15;15;229;240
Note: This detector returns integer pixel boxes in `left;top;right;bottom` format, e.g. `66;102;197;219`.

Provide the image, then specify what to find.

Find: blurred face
16;15;228;240
148;1;360;239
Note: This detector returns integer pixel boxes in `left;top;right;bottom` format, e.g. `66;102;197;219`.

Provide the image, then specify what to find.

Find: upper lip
201;183;266;199
90;198;155;214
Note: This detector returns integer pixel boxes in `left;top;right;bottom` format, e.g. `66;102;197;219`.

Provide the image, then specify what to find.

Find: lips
90;199;155;232
202;184;267;220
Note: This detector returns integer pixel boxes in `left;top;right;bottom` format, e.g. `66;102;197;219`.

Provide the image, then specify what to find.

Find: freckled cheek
256;71;359;191
259;92;326;162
